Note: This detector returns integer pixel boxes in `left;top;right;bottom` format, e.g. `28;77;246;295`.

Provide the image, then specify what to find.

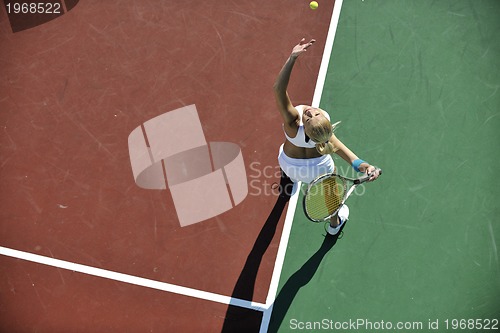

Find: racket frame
303;170;380;223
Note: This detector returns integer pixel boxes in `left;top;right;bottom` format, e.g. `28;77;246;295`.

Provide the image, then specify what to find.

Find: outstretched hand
291;38;316;58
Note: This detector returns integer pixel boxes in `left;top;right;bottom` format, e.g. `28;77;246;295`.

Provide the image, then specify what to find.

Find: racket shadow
220;170;295;333
267;232;342;332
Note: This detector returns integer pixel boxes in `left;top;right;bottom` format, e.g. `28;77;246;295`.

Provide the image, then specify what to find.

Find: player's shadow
220;171;344;332
266;231;342;332
220;171;294;333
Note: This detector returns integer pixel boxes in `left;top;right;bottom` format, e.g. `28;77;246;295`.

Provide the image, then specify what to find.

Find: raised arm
273;38;316;126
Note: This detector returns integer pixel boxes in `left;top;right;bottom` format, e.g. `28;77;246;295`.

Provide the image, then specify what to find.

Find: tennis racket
303;168;382;222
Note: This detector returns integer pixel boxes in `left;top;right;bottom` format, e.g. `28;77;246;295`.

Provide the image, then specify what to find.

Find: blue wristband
352;159;365;172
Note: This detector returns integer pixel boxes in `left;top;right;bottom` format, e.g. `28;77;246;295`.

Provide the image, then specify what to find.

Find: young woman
274;38;381;235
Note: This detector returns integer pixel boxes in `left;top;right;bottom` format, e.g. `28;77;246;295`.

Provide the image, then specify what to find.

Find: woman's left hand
290;38;316;58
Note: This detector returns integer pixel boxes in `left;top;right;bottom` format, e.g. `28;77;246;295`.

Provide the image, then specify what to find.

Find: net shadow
267;227;344;332
220;170;293;333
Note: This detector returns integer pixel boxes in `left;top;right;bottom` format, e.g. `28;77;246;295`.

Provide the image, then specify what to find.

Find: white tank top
283;105;331;148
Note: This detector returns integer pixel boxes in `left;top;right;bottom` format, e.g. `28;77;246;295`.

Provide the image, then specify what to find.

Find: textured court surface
1;0;499;332
0;0;335;331
270;0;499;332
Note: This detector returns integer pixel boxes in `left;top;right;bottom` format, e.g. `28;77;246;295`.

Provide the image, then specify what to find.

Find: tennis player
275;38;381;235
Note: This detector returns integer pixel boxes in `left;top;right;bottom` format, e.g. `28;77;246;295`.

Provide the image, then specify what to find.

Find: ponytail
315;141;338;155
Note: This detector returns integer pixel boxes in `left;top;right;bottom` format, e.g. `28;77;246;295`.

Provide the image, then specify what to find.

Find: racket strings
304;176;346;221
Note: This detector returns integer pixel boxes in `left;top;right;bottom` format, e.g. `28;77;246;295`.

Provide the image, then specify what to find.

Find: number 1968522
5;2;62;14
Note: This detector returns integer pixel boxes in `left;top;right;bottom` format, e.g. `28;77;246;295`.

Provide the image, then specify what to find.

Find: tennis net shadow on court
266;230;341;332
220;171;294;333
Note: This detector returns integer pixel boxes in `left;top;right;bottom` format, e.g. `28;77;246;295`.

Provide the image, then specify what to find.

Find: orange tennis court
3;1;499;332
0;0;338;331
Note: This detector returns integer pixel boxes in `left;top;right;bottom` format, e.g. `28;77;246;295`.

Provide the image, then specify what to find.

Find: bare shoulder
279;101;300;128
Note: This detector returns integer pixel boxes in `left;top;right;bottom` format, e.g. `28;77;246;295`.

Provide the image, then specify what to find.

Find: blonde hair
307;113;341;155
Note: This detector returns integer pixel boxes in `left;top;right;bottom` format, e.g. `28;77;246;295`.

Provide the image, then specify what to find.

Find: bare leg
327;205;349;236
329;212;340;228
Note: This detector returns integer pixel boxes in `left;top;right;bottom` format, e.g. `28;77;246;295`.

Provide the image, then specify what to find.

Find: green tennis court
270;0;500;331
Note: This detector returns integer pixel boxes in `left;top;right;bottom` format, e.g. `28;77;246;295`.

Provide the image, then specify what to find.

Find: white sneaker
327;205;350;236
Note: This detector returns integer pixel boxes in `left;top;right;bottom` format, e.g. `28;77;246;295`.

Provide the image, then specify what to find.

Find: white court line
259;1;344;332
312;0;344;108
0;246;266;311
259;182;301;333
264;182;301;307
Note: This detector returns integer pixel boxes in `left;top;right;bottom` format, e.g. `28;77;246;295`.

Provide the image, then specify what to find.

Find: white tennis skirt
278;144;335;183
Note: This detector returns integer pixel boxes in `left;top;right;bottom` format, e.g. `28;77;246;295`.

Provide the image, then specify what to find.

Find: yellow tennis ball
309;1;319;10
